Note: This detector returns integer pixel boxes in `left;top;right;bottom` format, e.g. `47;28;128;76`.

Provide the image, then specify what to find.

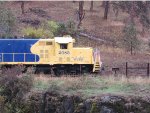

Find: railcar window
60;44;68;49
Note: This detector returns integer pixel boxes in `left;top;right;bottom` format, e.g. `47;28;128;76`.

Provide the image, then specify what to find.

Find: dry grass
33;74;150;97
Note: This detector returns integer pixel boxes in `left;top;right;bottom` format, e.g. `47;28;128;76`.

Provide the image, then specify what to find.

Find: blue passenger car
0;39;39;62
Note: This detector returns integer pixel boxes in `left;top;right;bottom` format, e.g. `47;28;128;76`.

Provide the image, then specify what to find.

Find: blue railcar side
0;39;40;62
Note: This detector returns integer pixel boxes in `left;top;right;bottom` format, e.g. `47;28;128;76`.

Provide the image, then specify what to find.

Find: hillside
2;1;150;76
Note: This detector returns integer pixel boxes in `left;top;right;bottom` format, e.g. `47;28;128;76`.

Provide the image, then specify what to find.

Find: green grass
32;75;150;97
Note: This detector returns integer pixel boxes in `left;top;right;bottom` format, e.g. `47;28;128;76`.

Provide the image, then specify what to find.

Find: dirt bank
28;91;150;113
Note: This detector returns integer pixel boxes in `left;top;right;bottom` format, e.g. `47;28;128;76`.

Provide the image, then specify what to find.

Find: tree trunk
79;1;84;14
90;1;94;11
130;1;136;24
78;1;85;28
103;1;109;20
21;1;25;14
101;1;105;7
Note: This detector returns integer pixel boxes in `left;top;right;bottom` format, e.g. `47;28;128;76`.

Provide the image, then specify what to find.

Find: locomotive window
39;41;45;46
40;54;44;58
45;50;48;53
46;42;52;45
40;50;44;53
60;44;68;49
45;54;49;58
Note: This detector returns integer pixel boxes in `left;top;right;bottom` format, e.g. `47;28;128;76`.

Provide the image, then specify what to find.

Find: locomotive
0;36;102;75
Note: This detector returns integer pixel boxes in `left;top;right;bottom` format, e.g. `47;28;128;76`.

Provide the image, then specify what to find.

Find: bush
22;20;79;38
0;70;33;113
65;20;78;36
22;27;54;38
0;3;16;38
46;21;60;35
46;20;78;36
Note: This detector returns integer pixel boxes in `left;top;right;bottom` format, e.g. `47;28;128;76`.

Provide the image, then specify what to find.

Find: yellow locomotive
0;36;102;75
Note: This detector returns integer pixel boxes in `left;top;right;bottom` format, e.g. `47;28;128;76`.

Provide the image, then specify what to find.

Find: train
0;36;102;75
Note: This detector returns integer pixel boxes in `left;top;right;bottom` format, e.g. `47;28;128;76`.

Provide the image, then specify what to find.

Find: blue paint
0;54;2;62
0;39;40;62
14;54;24;62
26;54;36;62
3;54;13;62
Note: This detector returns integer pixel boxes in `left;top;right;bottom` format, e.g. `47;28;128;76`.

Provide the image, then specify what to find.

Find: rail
0;53;38;62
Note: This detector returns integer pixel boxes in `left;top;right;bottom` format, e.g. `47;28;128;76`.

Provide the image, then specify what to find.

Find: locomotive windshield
60;44;68;49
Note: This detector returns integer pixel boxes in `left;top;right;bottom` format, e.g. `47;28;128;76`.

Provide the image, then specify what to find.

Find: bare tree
77;1;85;28
21;1;25;14
101;1;105;7
103;1;109;20
14;1;28;14
90;1;94;11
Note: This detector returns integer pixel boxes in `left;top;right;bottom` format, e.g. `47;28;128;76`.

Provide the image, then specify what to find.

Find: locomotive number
58;51;70;55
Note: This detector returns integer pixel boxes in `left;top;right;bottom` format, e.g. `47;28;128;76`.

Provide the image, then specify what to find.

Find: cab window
60;44;67;49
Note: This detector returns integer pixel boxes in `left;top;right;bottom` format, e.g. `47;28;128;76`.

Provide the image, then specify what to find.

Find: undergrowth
33;75;150;97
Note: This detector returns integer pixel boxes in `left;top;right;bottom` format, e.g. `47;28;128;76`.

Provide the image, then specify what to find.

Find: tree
122;21;140;55
15;1;28;14
101;1;105;7
90;1;94;11
77;1;85;28
103;1;109;20
112;1;150;29
0;3;16;38
21;1;25;14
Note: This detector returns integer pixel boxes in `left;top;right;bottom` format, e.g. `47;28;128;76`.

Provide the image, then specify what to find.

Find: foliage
112;1;150;28
33;75;150;97
0;3;16;38
0;67;33;113
43;20;78;36
22;20;78;38
65;20;78;36
22;27;54;38
46;20;60;36
121;21;141;51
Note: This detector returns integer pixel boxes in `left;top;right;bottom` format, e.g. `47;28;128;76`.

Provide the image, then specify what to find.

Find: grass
33;75;150;98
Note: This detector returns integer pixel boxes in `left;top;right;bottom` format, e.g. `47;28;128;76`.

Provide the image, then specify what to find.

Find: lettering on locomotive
72;56;84;62
58;50;70;55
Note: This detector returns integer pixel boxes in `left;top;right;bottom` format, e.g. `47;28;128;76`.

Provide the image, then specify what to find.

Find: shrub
65;20;78;36
22;20;79;38
41;20;78;37
46;20;60;35
0;70;33;112
0;3;16;38
22;27;54;38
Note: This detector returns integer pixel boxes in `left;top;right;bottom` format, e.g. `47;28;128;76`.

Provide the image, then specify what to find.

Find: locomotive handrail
0;53;37;62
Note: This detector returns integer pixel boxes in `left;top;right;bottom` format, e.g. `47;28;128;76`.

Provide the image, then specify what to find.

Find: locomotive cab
54;37;74;64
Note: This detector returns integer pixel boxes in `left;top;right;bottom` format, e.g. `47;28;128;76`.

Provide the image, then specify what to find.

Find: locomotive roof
55;37;74;43
0;37;75;43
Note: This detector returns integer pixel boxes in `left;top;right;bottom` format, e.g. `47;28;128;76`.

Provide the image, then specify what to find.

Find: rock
27;92;150;113
84;99;92;113
63;96;74;113
100;106;115;113
100;95;122;104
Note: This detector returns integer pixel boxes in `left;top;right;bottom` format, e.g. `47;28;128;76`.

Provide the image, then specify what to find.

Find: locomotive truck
0;36;102;75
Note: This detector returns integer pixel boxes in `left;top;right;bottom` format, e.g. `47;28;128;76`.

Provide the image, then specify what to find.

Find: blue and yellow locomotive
0;36;102;75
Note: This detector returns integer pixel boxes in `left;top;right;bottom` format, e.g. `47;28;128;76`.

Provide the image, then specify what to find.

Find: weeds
33;75;150;97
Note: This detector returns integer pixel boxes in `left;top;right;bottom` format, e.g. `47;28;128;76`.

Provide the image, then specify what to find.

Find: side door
57;43;71;63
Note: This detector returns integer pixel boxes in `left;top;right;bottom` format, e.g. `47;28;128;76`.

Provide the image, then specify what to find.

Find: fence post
131;41;133;55
126;62;128;77
147;63;149;77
